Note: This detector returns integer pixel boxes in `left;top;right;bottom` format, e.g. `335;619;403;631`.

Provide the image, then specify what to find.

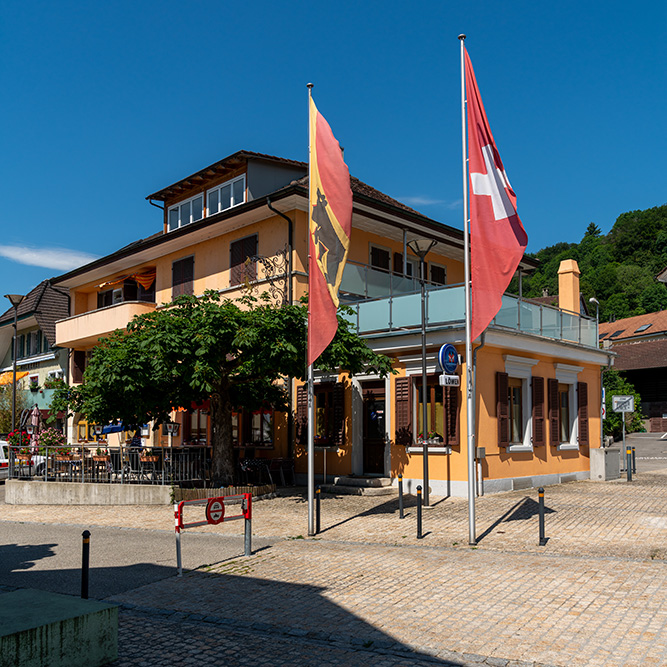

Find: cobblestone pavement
111;606;556;667
3;471;667;665
107;536;667;667
3;471;666;561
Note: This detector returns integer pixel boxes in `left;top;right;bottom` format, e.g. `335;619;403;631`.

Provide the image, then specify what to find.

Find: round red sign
205;498;225;525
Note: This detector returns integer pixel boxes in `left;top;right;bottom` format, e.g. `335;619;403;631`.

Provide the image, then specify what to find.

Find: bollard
316;485;321;535
416;485;423;539
244;493;253;557
81;530;90;599
626;447;632;482
631;446;636;475
398;474;404;519
538;488;547;546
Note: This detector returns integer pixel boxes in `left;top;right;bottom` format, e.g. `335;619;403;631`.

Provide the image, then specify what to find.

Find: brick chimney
558;259;580;314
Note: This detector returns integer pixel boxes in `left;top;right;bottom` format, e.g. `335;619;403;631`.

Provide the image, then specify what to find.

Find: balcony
56;301;157;349
344;284;598;348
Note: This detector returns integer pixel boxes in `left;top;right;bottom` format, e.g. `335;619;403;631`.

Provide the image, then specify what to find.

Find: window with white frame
168;193;204;232
502;356;538;451
207;175;246;216
551;363;583;450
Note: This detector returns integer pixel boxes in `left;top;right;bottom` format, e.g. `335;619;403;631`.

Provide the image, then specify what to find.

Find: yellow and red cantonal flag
307;97;353;367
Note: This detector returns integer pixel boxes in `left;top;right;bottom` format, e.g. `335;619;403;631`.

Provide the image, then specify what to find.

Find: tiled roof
599;310;667;342
0;280;69;346
611;339;667;371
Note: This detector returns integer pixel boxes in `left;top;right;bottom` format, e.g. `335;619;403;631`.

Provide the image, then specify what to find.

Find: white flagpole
459;34;477;545
307;82;316;537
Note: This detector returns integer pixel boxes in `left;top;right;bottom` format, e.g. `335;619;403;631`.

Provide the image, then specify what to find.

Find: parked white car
0;441;47;478
0;440;8;480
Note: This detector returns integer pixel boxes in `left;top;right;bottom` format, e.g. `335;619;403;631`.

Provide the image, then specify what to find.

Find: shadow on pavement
476;496;555;543
108;567;466;665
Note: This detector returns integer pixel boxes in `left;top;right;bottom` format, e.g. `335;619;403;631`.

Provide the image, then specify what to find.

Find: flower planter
92;456;110;462
141;456;160;463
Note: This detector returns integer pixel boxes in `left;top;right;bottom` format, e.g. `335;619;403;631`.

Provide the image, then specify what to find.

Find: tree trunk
210;383;236;486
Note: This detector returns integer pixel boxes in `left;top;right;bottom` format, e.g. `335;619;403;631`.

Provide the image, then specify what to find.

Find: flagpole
307;82;316;537
459;34;476;545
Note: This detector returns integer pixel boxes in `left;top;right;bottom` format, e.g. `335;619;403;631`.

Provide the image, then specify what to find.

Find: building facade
0;281;70;432
52;150;611;494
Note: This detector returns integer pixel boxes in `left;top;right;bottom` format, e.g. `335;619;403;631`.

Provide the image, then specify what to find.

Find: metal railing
7;445;208;486
342;284;598;348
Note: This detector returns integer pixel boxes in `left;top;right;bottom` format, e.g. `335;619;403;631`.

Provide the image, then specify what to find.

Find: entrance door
362;381;386;475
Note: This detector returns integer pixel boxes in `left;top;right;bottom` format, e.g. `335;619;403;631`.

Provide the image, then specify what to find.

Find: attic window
634;323;652;333
207;175;246;216
608;330;625;338
168;193;204;232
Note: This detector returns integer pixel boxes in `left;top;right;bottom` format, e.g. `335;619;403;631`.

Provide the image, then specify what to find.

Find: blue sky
1;0;665;298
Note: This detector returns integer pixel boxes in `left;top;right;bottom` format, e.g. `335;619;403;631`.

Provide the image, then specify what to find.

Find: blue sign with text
438;343;459;374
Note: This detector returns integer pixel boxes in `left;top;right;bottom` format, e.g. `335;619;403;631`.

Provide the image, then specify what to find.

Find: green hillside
514;204;667;322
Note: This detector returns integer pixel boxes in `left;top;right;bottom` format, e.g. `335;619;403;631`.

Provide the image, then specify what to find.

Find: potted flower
140;447;159;463
93;447;110;462
29;378;40;392
43;377;65;390
417;431;444;446
7;430;30;457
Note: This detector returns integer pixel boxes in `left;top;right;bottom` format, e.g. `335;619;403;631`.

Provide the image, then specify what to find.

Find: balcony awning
102;422;124;434
0;371;29;386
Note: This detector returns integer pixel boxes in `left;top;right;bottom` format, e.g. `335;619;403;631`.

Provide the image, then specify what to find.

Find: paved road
0;521;275;598
625;432;667;472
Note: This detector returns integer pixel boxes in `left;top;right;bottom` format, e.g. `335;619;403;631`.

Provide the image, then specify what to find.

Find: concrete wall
5;480;171;505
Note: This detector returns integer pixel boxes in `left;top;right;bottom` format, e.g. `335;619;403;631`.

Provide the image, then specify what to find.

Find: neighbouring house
599;310;667;431
0;280;70;432
51;149;611;495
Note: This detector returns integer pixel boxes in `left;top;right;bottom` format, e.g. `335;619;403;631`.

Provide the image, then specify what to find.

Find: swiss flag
465;48;527;342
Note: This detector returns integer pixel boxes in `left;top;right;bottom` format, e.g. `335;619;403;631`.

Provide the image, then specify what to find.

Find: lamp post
4;294;24;434
407;238;437;506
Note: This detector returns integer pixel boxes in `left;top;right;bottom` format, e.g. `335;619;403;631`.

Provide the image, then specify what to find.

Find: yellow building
53;150;611;495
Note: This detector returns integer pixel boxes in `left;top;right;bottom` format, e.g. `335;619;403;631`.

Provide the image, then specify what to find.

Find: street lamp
407;238;437;506
4;294;24;433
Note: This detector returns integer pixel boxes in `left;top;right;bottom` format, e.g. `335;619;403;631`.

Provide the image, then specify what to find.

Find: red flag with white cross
465;48;527;341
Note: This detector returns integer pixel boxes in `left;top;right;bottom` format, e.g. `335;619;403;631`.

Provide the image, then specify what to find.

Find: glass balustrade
341;273;597;348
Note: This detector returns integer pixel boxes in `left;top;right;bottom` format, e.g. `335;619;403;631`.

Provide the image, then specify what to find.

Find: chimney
558;259;580;314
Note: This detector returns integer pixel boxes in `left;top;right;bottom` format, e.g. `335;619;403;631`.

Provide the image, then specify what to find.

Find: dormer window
168;194;204;232
207;175;246;216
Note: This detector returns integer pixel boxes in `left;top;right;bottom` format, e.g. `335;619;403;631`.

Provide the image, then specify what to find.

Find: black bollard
417;485;423;539
538;488;547;546
81;530;90;599
626;448;632;482
631;446;636;475
316;486;321;535
398;474;404;519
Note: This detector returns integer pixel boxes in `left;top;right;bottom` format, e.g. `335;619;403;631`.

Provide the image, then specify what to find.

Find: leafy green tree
0;385;31;434
603;369;644;439
51;291;393;484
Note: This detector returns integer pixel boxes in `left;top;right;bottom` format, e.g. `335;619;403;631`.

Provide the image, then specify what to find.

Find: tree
51;291;393;485
603;369;644;439
0;385;31;434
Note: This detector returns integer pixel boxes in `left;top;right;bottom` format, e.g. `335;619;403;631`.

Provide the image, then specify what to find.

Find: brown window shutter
295;385;308;445
497;372;509;447
183;257;194;295
244;235;258;281
72;350;86;383
394;377;412;445
333;382;345;445
444;386;460;446
370;246;390;271
230;239;244;285
532;376;545;446
393;252;403;274
548;378;559;445
578;382;589;446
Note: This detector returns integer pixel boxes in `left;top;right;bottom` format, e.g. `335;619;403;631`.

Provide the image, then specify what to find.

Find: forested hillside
515;204;667;322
